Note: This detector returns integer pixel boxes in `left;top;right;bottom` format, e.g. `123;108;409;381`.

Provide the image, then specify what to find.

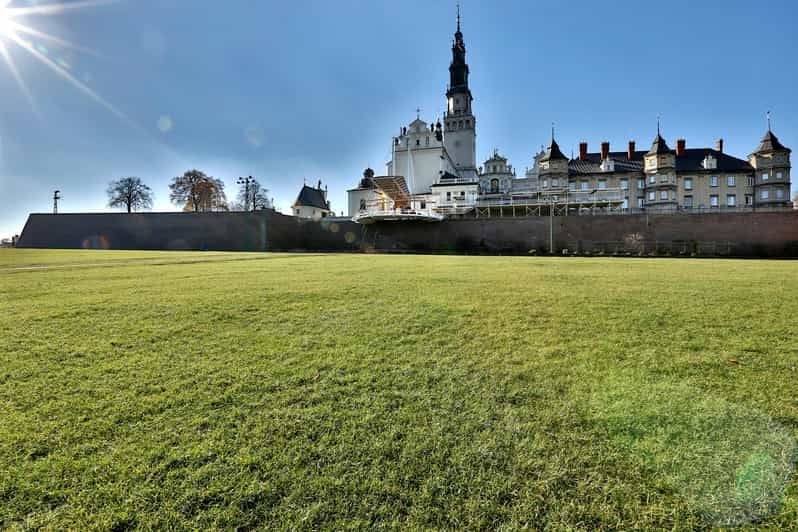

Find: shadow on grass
585;372;796;527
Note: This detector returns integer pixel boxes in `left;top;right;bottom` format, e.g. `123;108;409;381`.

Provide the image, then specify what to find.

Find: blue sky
0;0;796;237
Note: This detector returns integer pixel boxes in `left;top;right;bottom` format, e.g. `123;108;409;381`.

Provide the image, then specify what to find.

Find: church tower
443;6;478;180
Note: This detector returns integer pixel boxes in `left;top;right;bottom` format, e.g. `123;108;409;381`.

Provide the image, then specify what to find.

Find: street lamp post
53;190;61;214
237;176;252;212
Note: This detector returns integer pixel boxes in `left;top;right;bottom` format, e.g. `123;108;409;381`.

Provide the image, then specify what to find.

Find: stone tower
443;6;478;180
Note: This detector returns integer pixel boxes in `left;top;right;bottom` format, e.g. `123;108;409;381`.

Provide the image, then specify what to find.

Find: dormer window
647;159;656;168
600;158;615;172
702;154;717;170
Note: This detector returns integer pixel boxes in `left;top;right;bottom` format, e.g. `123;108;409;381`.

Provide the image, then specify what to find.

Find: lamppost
237;176;253;212
53;190;61;214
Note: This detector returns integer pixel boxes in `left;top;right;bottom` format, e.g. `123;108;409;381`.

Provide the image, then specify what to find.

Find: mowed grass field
1;249;797;529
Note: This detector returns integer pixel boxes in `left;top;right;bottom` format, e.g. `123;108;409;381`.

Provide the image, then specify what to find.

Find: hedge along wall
16;210;798;257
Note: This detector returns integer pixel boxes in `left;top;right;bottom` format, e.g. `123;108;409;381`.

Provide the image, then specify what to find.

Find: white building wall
347;188;381;218
293;205;330;220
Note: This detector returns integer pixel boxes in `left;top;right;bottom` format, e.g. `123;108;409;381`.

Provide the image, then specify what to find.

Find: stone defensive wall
16;210;798;257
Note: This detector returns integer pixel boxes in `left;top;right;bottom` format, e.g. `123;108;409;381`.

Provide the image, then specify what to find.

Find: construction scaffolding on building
469;188;626;218
353;176;444;224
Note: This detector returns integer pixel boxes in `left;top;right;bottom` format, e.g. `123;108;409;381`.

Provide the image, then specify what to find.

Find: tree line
106;170;273;213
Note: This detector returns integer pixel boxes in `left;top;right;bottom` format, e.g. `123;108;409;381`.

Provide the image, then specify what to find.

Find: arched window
359;199;366;211
490;178;499;193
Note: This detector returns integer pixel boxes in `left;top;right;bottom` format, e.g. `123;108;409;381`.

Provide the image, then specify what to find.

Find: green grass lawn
1;249;797;529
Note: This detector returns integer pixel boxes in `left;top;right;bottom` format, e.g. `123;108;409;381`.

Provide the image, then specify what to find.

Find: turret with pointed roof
748;115;792;207
540;137;567;162
753;130;791;154
646;133;672;156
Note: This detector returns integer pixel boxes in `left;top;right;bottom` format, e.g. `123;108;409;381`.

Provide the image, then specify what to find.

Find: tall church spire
443;3;477;180
448;4;470;98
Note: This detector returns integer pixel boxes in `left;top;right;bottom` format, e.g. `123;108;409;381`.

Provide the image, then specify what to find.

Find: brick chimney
716;138;724;153
579;142;588;161
676;138;686;156
600;141;610;160
627;140;636;160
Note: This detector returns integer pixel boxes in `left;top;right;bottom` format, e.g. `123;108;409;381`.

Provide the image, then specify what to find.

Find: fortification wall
16;210;798;257
16;211;362;252
366;211;798;257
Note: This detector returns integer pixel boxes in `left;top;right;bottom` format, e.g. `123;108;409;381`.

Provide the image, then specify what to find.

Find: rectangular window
648;191;655;201
620;179;629;190
446;192;452;200
552;178;558;188
598;180;607;190
543;179;548;188
684;195;693;208
727;194;736;207
776;188;785;199
760;189;769;200
637;197;644;208
569;182;576;191
710;195;719;207
660;174;668;183
581;181;589;191
727;175;735;187
748;176;755;186
762;172;769;181
684;178;693;190
745;195;752;205
710;176;718;187
622;197;629;209
638;179;645;189
649;175;656;184
776;171;783;179
647;159;655;168
660;190;668;200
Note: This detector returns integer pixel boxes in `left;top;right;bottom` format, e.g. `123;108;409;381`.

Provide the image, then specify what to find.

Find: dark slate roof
754;130;791;154
439;171;461;181
569;151;646;175
675;149;753;172
294;185;329;209
646;134;672;155
540;139;567;162
567;148;752;175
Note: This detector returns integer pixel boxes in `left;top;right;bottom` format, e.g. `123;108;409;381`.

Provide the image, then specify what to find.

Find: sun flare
0;0;125;121
0;6;12;37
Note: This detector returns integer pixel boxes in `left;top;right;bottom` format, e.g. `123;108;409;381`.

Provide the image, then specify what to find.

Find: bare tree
107;177;153;213
169;170;228;212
